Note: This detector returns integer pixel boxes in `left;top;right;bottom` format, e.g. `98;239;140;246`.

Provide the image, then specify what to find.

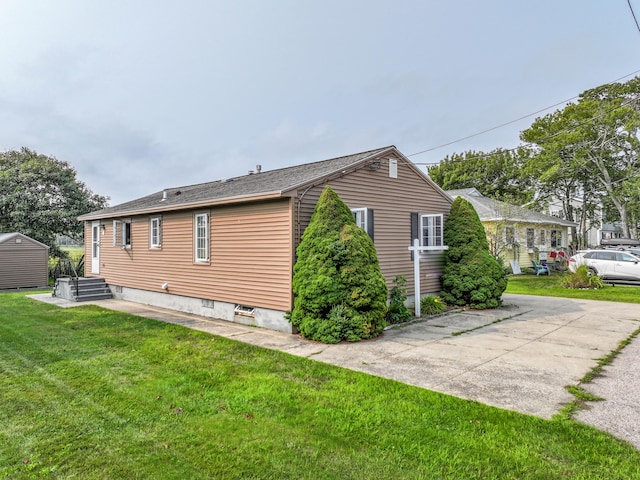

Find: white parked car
568;249;640;281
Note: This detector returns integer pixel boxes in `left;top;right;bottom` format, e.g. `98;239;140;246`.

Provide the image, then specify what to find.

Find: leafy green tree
289;186;387;343
522;76;640;243
0;148;108;256
441;197;506;309
620;175;640;238
428;147;535;205
520;107;598;249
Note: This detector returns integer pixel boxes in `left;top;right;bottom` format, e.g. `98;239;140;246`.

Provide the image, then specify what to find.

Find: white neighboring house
545;196;607;248
447;189;577;270
545;195;633;247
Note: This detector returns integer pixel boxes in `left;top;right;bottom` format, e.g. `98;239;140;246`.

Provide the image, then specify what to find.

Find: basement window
234;304;255;317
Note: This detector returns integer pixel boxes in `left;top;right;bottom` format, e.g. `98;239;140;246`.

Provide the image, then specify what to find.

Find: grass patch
1;292;640;479
60;245;84;259
506;272;640;303
557;326;640;420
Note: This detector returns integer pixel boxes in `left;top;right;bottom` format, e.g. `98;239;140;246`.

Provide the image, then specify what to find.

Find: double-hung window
526;228;535;249
194;213;209;263
550;229;563;248
150;217;162;248
352;208;367;231
420;214;443;247
505;226;515;245
113;219;132;249
351;207;374;241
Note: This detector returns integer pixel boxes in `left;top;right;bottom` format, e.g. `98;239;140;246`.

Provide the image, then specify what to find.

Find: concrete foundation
108;285;294;333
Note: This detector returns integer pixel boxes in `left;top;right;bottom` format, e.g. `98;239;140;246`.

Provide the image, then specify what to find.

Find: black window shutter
367;209;374;241
410;212;419;260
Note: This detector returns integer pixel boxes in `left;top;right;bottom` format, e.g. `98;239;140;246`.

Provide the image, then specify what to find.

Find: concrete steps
54;277;112;302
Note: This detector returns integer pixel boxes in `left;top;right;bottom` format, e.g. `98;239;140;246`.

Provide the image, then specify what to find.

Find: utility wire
413;100;635;166
628;0;640;35
407;68;640;158
406;96;580;157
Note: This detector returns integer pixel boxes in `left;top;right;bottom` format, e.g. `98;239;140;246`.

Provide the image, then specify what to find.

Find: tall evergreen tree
289;186;387;343
441;197;506;309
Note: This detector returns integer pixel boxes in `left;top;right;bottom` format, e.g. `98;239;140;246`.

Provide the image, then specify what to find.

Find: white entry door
91;221;100;274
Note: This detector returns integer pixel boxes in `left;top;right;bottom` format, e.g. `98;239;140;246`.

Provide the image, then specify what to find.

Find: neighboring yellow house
446;188;577;272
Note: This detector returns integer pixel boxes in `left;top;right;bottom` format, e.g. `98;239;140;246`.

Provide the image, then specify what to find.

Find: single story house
0;232;50;289
446;188;577;270
78;146;453;333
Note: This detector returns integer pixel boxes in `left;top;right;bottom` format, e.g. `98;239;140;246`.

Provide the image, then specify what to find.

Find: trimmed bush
441;197;507;309
420;295;445;316
288;186;388;343
386;275;413;324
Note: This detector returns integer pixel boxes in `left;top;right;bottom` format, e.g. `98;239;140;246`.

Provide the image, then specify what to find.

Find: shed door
91;221;100;274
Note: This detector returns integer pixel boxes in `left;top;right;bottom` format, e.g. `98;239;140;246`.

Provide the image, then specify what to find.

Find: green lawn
56;246;84;262
506;271;640;303
1;293;639;479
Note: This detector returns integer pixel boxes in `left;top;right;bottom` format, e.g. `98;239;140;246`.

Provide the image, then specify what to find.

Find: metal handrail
51;256;82;299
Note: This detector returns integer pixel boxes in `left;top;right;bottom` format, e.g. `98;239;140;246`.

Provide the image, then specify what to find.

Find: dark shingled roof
79;146;395;220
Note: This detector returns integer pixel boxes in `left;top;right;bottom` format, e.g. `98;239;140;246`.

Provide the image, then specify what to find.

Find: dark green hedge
441;197;507;309
288;186;387;343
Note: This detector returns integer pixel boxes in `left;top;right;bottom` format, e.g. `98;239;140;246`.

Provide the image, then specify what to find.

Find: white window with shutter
113;219;132;249
420;214;443;247
351;208;374;241
352;208;367;231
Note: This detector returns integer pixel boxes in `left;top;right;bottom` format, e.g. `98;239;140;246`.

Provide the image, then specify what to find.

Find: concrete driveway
279;294;640;419
31;293;640;431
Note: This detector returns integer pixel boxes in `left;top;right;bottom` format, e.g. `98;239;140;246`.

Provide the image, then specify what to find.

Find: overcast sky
1;1;639;206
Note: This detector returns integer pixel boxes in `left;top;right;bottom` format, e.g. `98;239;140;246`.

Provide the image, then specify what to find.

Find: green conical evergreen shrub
288;186;388;343
440;197;507;309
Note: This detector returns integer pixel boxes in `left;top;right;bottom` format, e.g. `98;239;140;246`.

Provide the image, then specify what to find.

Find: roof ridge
155;145;394;193
78;146;397;220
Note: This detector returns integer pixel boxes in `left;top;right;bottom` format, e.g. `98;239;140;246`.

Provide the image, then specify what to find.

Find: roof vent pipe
161;190;168;201
256;164;262;173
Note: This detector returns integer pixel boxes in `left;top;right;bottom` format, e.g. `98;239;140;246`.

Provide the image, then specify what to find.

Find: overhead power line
628;0;640;35
407;68;640;158
413;100;635;166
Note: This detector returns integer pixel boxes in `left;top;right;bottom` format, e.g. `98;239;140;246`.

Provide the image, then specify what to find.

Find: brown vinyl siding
295;154;451;294
81;147;452;318
86;199;293;311
0;235;49;289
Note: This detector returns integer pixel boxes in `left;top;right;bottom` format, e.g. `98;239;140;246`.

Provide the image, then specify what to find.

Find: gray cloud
0;0;637;206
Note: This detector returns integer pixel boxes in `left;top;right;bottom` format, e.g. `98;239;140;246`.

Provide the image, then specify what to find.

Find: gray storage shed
0;233;50;289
